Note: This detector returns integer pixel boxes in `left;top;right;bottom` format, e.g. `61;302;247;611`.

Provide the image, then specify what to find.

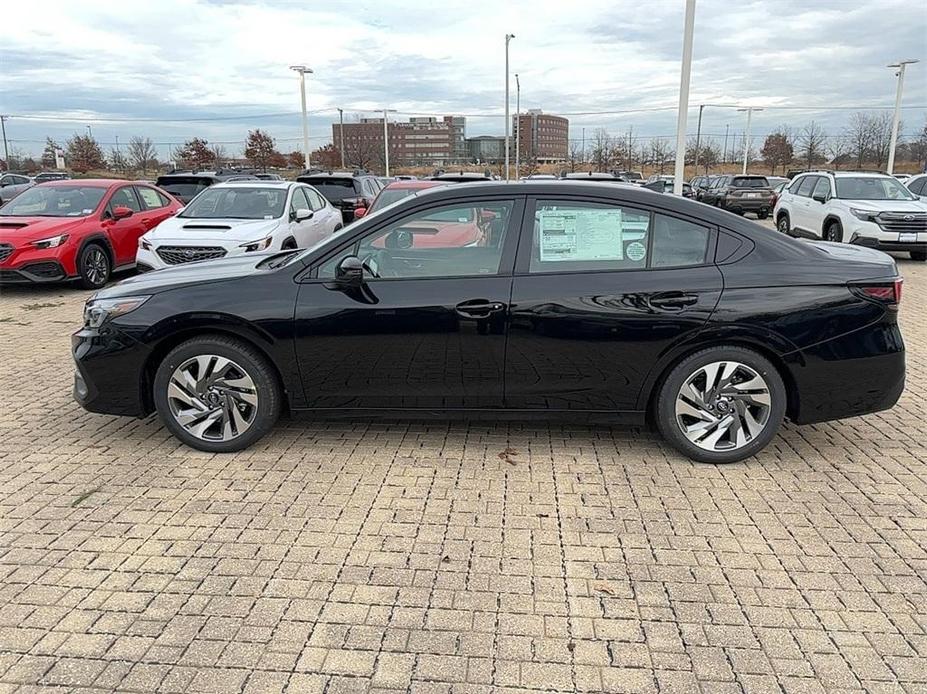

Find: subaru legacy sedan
73;181;905;463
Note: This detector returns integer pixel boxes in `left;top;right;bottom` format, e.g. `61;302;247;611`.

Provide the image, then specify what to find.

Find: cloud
0;0;924;158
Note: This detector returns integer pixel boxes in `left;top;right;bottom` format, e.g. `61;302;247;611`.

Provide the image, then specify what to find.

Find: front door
505;197;723;411
294;196;523;409
103;186;146;265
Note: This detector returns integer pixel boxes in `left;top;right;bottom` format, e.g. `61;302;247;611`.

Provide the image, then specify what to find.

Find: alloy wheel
166;354;258;442
777;216;789;234
84;248;109;286
674;361;772;452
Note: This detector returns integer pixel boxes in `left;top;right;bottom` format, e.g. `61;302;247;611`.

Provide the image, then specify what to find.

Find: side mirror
353;206;368;219
335;255;364;287
295;208;313;222
812;193;827;203
113;206;134;220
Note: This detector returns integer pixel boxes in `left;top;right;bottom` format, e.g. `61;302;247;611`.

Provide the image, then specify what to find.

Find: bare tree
845;112;876;169
567;141;583;173
797;121;827;168
648;138;673;174
210;144;228;168
699;138;720;174
127;136;157;175
826;135;852;170
589;128;611;172
870;112;895;169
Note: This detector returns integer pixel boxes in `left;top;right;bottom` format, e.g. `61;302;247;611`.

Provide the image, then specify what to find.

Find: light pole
693;104;705;170
515;73;520;179
581;127;585;164
887;59;919;175
737;107;763;174
86;124;93;139
337;108;345;168
672;0;696;194
289;65;313;170
504;33;515;181
382;109;397;176
0;115;9;164
723;123;729;165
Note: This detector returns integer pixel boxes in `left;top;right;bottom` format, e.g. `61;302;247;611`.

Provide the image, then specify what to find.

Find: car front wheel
77;243;111;289
776;213;790;234
153;336;281;452
655;347;786;464
824;221;843;243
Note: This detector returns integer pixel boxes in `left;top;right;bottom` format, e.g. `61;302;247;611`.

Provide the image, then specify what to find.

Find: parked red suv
0;179;181;288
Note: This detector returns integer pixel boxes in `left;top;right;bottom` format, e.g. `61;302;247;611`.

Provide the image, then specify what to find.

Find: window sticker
538;208;624;262
626;241;646;262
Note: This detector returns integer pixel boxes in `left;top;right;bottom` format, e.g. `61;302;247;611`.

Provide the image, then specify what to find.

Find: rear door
103;186;146;264
505;196;723;411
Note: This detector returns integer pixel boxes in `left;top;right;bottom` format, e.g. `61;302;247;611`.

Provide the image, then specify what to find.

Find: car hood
144;217;283;243
93;250;289;299
0;216;88;243
844;199;927;213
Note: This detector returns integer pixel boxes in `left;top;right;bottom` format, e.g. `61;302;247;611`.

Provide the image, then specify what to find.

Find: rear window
155;176;213;201
299;178;359;201
730;177;769;188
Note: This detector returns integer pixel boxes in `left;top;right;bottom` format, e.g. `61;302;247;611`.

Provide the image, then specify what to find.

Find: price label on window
538;208;624;262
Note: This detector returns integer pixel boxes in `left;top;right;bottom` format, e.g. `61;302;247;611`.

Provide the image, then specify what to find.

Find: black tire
281;237;298;250
153;335;282;453
654;346;786;464
824;220;843;243
77;242;111;289
911;250;927;261
756;210;769;220
776;213;791;234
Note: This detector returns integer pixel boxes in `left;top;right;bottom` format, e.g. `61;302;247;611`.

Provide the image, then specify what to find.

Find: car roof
216;179;293;188
34;178;127;188
382;180;444;191
298;170;373;179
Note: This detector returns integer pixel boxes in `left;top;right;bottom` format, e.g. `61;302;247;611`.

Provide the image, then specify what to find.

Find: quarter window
319;200;514;279
652;215;710;267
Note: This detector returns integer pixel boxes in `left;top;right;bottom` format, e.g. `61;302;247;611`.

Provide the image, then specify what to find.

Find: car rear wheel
153;336;281;453
776;213;790;234
824;221;843;243
911;250;927;261
77;243;111;289
655;347;786;464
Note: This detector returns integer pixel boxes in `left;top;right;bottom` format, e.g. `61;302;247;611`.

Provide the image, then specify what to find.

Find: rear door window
796;176;818;197
135;186;166;210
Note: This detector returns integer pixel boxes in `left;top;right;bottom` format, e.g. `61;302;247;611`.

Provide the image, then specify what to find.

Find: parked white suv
774;171;927;261
136;180;343;271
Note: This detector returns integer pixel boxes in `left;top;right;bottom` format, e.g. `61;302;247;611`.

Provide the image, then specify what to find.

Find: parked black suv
703;175;775;218
689;175;716;201
155;169;259;204
296;170;383;224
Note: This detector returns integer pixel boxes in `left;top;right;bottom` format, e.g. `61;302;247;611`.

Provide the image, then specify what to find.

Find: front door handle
455;299;506;319
648;292;698;311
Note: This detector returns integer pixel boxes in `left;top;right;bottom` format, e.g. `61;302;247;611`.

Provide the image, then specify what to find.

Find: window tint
157;191;172;206
909;178;926;195
306;188;326;210
796;176;818;197
136;186;166;209
652;215;710;267
319;200;514;279
811;177;831;199
787;177;804;194
108;186;142;213
529;200;651;273
731;177;769;188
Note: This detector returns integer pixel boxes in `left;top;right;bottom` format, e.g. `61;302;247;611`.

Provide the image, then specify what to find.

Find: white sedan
136;180;342;271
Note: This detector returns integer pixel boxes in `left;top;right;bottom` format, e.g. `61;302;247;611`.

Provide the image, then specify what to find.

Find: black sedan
73;181;905;463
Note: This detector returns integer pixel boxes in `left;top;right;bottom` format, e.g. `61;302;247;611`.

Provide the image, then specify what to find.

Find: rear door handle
648;292;698;311
455;299;506;318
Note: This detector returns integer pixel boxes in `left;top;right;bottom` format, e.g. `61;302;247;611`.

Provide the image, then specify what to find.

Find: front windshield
370;188;417;212
0;185;106;217
180;187;287;219
835;177;915;201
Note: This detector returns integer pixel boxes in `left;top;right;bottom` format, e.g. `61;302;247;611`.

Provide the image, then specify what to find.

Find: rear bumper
723;198;773;211
789;321;905;425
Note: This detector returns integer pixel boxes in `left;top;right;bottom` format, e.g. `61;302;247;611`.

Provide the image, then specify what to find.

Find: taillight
850;278;902;309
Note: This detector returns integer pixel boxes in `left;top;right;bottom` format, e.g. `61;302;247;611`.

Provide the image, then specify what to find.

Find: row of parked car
2;164;926;288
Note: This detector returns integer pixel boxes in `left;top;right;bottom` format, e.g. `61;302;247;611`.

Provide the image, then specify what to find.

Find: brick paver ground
1;244;926;693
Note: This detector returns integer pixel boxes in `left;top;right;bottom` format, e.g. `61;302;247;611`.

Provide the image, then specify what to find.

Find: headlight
239;236;273;252
30;234;69;249
83;295;150;328
139;237;152;251
850;208;876;221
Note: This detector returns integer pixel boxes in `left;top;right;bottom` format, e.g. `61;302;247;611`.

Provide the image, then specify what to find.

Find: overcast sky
1;0;925;159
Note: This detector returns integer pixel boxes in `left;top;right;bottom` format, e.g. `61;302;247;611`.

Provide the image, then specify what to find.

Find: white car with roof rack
774;170;927;261
135;180;342;272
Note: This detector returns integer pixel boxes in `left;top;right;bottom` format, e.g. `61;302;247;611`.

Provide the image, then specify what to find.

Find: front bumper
0;261;68;283
0;243;75;283
72;324;152;417
849;227;927;253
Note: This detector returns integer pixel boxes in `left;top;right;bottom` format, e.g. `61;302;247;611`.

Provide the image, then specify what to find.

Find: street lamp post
289;65;313;170
337;108;345;169
693;104;705;170
382;109;397;177
515;73;520;180
672;0;696;195
887;59;919;175
504;33;515;181
737;107;763;174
